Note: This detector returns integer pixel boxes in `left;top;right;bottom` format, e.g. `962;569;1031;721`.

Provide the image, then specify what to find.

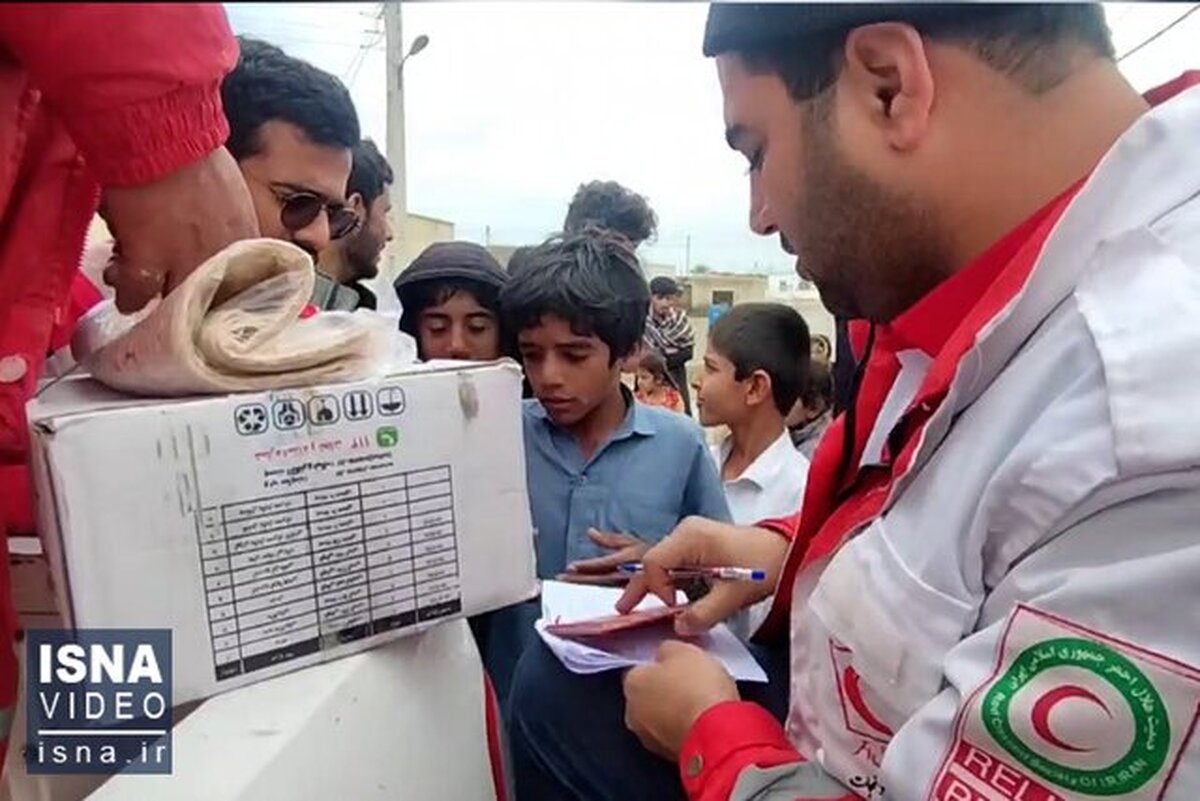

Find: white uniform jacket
727;80;1200;801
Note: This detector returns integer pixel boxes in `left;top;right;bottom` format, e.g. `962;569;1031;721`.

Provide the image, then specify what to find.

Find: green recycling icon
375;426;399;448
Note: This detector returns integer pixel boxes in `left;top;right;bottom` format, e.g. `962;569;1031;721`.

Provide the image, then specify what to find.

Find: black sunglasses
277;190;361;240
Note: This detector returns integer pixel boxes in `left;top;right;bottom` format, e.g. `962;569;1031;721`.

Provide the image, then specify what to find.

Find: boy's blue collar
529;385;657;439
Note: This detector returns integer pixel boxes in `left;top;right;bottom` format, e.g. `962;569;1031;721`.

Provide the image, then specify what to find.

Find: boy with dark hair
645;275;696;415
222;37;361;260
695;303;811;526
317;139;395;310
563;179;658;249
479;229;729;708
502;229;729;578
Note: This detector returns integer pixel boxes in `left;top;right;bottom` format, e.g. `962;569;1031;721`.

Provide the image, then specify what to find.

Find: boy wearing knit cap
393;241;509;361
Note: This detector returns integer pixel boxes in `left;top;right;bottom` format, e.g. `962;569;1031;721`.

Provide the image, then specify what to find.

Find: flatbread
84;239;387;396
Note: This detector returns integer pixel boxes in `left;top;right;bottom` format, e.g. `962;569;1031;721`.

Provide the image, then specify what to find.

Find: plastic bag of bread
75;238;415;396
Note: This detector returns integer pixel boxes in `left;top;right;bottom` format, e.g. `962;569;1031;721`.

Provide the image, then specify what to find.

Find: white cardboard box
26;362;536;705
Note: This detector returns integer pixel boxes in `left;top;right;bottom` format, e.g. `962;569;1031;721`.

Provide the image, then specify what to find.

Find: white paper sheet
535;581;768;682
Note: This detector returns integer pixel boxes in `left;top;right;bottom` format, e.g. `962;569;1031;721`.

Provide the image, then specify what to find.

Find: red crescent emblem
1030;684;1112;753
843;667;894;738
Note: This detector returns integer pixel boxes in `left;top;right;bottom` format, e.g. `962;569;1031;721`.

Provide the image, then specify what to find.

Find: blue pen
617;563;767;582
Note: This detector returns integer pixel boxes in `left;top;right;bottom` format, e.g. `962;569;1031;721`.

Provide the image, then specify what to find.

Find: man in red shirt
0;3;259;773
507;5;1200;800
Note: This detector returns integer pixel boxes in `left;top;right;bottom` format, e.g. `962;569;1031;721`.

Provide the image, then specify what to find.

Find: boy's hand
617;516;788;636
564;529;650;575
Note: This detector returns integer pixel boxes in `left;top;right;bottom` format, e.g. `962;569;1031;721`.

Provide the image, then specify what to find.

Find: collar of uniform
717;430;796;489
1143;70;1200;106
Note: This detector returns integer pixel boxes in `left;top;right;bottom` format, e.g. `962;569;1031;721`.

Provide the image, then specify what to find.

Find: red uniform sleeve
679;702;802;801
756;511;802;542
0;3;238;186
1143;70;1200;106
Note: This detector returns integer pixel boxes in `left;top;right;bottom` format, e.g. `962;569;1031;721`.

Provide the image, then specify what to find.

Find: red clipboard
544;605;684;639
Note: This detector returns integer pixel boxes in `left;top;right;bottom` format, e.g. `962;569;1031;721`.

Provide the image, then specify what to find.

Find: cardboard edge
28;424;77;629
28;359;525;425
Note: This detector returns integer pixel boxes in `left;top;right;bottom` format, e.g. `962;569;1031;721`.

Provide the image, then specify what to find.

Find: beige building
648;270;836;398
674;272;769;362
385;212;456;281
765;275;835;342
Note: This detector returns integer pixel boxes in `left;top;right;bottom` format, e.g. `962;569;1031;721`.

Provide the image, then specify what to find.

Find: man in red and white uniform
507;5;1200;801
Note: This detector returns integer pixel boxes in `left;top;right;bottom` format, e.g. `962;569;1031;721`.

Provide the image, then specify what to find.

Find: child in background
694;302;811;526
617;340;643;394
694;302;812;641
634;349;684;413
644;276;695;415
480;228;730;708
810;332;832;365
788;359;834;458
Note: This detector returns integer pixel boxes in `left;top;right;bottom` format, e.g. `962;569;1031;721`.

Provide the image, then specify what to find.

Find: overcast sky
226;2;1199;274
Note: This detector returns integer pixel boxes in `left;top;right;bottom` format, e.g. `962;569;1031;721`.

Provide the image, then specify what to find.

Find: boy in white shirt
694;302;811;525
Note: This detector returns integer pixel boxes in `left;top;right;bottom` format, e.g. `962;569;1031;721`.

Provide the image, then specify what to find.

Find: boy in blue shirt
503;228;730;577
480;228;729;708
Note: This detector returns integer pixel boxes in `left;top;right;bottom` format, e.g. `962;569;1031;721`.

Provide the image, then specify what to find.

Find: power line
232;13;352;33
344;7;386;88
1117;3;1199;63
233;29;381;50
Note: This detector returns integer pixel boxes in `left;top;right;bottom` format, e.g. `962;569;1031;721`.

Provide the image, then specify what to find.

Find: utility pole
684;234;691;275
384;1;408;277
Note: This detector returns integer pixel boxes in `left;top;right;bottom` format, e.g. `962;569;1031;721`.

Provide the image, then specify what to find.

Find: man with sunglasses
222;37;361;265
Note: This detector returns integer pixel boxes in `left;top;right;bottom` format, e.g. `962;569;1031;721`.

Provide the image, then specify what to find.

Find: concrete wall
672;274;836;396
765;291;835;342
682;272;768;313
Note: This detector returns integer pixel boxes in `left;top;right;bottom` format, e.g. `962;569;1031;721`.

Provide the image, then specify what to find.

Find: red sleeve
679;702;802;801
756;511;802;542
0;3;238;186
1143;71;1200;106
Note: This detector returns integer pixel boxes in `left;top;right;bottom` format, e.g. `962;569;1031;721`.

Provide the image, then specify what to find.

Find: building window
712;290;734;308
